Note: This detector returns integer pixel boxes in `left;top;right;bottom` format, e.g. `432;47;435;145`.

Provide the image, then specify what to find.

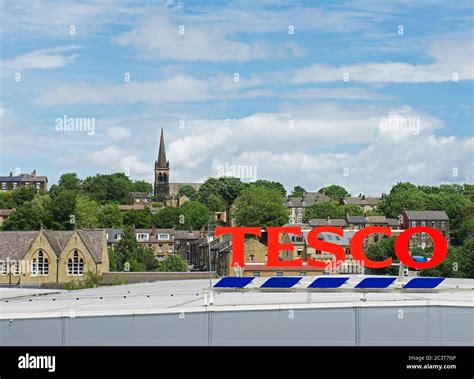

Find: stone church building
0;229;109;285
154;128;202;206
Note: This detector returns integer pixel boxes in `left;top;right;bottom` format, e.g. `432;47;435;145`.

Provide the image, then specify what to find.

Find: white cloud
289;38;474;84
115;15;301;62
35;74;211;107
103;126;131;140
34;72;385;106
162;105;471;194
0;1;137;38
88;145;151;178
2;46;79;71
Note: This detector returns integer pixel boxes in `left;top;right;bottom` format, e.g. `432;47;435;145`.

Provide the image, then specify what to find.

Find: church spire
157;128;168;167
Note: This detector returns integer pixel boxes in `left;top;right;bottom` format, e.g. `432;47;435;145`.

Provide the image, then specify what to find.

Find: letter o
395;227;448;269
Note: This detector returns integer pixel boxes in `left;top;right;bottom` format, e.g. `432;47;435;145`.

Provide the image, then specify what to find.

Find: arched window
67;250;84;276
31;250;49;276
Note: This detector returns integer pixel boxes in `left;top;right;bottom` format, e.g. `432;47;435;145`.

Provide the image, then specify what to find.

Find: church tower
154;128;170;197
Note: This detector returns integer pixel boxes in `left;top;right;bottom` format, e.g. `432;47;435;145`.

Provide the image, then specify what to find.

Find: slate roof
403;210;449;221
344;196;381;206
0;231;38;260
174;230;201;240
286;192;330;208
346;215;367;224
387;218;400;227
317;231;354;246
366;216;388;224
308;219;347;227
43;230;74;256
0;173;48;182
77;230;107;262
0;230;106;262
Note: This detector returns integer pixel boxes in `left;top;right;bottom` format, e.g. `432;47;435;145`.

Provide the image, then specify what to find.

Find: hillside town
0;130;473;286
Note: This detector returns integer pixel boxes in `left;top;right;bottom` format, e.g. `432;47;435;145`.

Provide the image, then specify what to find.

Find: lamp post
207;220;213;287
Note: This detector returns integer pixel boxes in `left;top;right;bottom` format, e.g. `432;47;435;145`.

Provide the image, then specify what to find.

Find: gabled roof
43;230;74;257
0;230;107;263
346;215;366;223
77;230;107;263
366;216;388;224
0;231;39;260
308;219;347;227
286;192;330;208
387;218;399;226
403;210;449;221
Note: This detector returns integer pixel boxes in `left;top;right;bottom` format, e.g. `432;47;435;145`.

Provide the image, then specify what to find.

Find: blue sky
0;0;473;195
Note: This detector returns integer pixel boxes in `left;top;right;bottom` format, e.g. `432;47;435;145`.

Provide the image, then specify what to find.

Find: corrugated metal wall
1;306;472;346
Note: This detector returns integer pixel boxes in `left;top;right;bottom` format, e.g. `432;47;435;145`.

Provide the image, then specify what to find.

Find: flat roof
1;276;472;320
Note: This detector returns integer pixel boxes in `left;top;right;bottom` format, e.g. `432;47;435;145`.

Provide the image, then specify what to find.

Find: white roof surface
1;276;472;320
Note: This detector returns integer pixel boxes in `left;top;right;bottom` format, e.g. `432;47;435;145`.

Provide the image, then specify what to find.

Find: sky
0;0;473;195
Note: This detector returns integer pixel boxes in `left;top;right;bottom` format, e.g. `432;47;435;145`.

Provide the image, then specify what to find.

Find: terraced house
0;229;109;285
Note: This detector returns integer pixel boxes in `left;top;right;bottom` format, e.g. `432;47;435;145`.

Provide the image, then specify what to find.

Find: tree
0;191;14;209
97;203;123;228
419;246;466;278
456;216;474;244
179;201;210;230
123;208;152;228
234;186;288;227
291;186;306;197
130;180;153;194
378;188;429;218
341;204;364;216
204;193;226;213
11;187;37;206
153;206;181;228
364;237;398;275
44;190;77;230
153;193;167;203
318;185;350;201
199;177;246;206
366;208;384;216
303;202;344;221
57;172;82;192
82;173;131;204
379;182;471;222
179;185;198;201
108;227;158;271
2;201;45;230
250;180;286;197
73;195;99;228
158;255;188;272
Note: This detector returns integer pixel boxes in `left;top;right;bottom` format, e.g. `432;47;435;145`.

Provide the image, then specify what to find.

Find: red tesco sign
215;226;448;270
